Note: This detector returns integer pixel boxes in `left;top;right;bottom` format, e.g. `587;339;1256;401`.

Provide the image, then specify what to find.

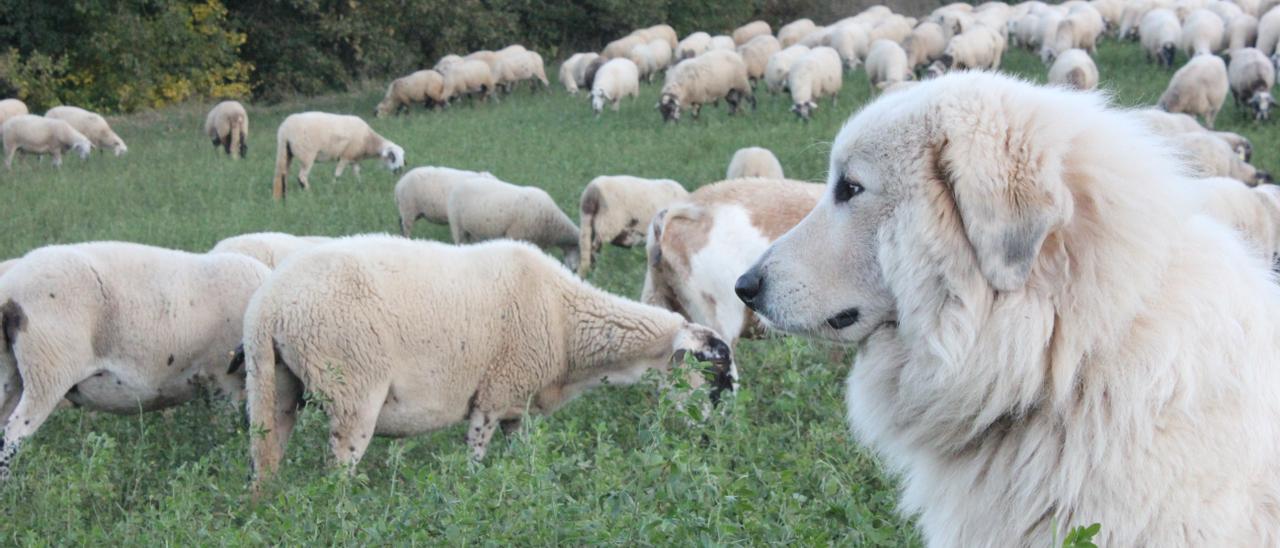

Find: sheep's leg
352;163;362;182
327;386;385;471
0;373;81;480
0;356;19;427
334;159;348;178
464;407;499;460
51;150;62;168
297;155;316;190
3;145;15;170
1205;110;1218;129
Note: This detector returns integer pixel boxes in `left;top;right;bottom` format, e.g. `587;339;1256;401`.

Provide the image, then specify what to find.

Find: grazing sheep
1229;47;1276;119
627;40;673;82
440;60;496;104
1257;5;1280;57
2;115;91;170
657;50;755;122
491;49;549;93
677;32;712;61
559;53;601;95
1227;13;1260;49
1182;8;1228;54
1209;0;1246;25
210;232;333;268
826;22;871;70
447;176;581;268
580;56;608;91
726;147;784;179
1048;48;1100;89
1132;108;1254;159
642;178;824;347
242;237;734;488
271;112;405;200
866;39;912;92
375;70;447;117
779;19;819;47
1121;0;1157;38
0;99;27;127
1090;0;1125;30
645;25;679;50
904;22;948;70
604;34;648;60
464;50;498;68
932;24;1004;74
869;16;914;44
394;166;496;236
737;35;782;86
1041;6;1105;61
0;242;269;479
733;21;772;45
764;45;812;94
1172;131;1272;183
591;58;641;115
433;54;464;72
796;26;831;48
708;35;736;52
1190;176;1280;265
44;106;126;156
577;175;688;276
788;46;842;120
1158;53;1230;127
204;100;249;159
1141;8;1184;66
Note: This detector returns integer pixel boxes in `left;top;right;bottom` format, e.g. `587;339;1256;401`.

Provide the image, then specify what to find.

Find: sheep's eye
833;176;864;203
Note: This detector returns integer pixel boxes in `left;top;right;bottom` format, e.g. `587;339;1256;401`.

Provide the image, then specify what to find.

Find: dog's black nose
735;268;763;308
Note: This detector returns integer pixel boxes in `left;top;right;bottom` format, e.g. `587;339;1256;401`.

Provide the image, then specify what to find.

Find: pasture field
0;41;1274;545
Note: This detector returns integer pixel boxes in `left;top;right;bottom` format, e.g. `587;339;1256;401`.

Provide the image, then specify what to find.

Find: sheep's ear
932;118;1072;291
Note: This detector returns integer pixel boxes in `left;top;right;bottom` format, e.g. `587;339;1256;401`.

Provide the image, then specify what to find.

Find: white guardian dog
734;71;1280;546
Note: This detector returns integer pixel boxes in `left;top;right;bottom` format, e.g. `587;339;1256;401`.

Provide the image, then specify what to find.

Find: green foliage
1060;523;1102;548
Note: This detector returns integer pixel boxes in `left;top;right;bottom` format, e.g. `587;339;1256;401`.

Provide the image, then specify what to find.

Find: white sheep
726;147;784;179
464;50;498;68
44;106;126;156
204;100;249;159
904;22;948;70
1132;108;1254;160
627;40;672;82
440;60;496;103
590;58;641;115
866;39;912;92
708;35;737;52
1257;5;1280;57
1121;0;1158;38
932;24;1004;74
375;70;447;118
1172;131;1272;183
394;166;496;236
559;52;601;95
1048;48;1100;89
270;112;404;200
737;35;782;86
1190;176;1280;265
0;242;268;479
764;45;811;94
1158;53;1230;127
869;16;914;44
2;115;91;170
604;34;647;60
1209;0;1245;25
1182;8;1228;54
657;50;754;122
796;26;831;48
677;32;712;61
826;22;871;70
433;54;464;72
1041;6;1104;61
447;176;581;268
210;232;333;268
242;237;734;487
787;46;842;120
577;175;688;276
0;99;27;127
1226;13;1259;49
779;19;818;47
491;49;549;94
1141;8;1183;66
733;21;773;45
1090;0;1126;30
645;25;679;50
1229;47;1276;119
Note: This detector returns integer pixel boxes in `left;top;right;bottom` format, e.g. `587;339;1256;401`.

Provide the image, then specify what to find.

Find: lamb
558;53;600;95
826;22;871;70
2;115;91;170
677;32;712;61
440;60;496;103
1258;5;1280;57
447;176;581;268
577;175;688;276
737;35;782;86
657;50;755;122
1182;8;1228;54
764;45;811;94
590;58;641;115
1132;108;1254;160
241;237;734;489
0;242;269;479
786;47;842;120
708;35;737;52
778;18;818;47
491;49;549;93
1141;8;1183;66
904;22;948;70
1048;48;1100;89
866;39;912;92
733;21;772;45
1171;131;1272;184
0;99;27;127
204;100;249;159
210;232;333;268
394;166;496;236
271;112;405;200
726;147;784;179
43;106;126;156
1226;13;1260;49
1189;177;1280;265
642;178;825;347
1158;53;1230;127
1228;47;1276;119
374;70;447;118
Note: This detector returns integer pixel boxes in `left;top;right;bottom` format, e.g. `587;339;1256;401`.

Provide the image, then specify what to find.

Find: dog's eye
833;176;864;203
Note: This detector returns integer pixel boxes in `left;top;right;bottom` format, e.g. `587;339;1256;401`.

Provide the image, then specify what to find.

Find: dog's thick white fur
739;71;1280;546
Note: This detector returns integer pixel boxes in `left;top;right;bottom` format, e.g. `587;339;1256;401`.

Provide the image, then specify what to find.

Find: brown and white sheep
375;70;447;117
204;100;249;159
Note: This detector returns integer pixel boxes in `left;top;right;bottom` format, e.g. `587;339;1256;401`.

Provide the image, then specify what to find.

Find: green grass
0;40;1274;544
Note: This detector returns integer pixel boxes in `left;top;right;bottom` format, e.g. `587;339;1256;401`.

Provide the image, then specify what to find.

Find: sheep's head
790;100;817;121
110;137;127;156
1250;91;1274;121
380;144;405;173
670;323;736;403
69;140;92;160
590;89;609;115
657;92;681;122
374;99;393;118
1161;44;1177;67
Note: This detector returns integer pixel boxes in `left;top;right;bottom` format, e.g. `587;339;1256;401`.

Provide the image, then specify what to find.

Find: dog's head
738;73;1083;344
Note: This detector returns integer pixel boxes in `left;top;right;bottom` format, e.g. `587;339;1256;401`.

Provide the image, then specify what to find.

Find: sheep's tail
1066;67;1086;90
577;184;601;276
244;311;281;494
230;113;247;160
272;131;291;201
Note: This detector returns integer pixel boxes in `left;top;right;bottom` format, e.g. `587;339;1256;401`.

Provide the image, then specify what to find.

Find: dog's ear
932;119;1071;292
